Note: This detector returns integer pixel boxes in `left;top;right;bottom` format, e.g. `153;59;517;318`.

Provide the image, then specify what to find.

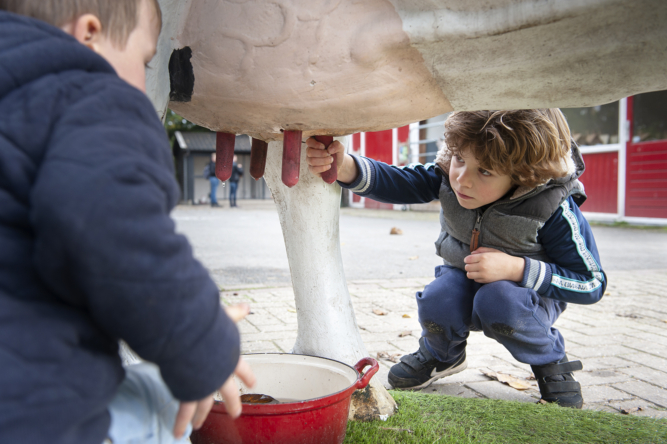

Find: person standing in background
205;153;221;207
229;155;243;208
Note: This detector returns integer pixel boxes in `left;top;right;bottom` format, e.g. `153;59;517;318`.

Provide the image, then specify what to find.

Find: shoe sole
389;358;468;390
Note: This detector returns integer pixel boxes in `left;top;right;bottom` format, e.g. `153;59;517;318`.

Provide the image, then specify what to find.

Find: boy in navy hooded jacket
0;1;254;443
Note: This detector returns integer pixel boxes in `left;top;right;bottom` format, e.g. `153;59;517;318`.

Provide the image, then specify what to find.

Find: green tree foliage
164;109;207;143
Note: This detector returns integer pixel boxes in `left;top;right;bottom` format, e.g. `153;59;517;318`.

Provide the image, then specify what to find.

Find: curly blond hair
436;109;573;188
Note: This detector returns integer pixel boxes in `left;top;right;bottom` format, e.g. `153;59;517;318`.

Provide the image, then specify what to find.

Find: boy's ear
62;14;105;53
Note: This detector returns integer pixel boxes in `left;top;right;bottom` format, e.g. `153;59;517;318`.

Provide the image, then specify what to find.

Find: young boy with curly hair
0;1;253;443
306;109;606;409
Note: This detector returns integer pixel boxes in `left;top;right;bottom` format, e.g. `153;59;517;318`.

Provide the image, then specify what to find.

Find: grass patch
345;391;667;444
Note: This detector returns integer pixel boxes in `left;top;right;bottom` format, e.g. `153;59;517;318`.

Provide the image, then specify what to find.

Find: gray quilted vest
434;144;587;270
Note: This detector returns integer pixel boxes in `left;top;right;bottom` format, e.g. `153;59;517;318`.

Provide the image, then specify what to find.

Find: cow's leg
263;137;396;420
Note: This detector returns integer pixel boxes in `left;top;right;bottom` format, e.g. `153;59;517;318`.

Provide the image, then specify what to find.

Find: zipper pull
470;229;480;252
470;213;482;252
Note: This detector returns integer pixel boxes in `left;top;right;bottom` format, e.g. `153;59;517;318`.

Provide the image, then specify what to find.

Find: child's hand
172;302;256;438
173;358;256;438
305;137;358;183
224;303;250;322
464;247;525;284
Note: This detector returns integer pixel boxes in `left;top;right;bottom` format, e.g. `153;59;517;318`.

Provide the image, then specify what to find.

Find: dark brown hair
0;0;161;47
439;109;572;188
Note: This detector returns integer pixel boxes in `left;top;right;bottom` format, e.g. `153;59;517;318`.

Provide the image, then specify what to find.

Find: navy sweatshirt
340;156;607;305
0;12;239;444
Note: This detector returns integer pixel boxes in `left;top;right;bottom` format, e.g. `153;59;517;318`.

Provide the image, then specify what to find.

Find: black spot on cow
169;47;194;102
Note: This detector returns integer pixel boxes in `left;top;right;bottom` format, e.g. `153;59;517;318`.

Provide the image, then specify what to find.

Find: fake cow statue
145;0;667;419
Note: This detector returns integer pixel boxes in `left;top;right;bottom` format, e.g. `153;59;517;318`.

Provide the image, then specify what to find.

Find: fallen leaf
377;351;402;363
233;292;239;296
390;227;403;235
480;368;534;390
358;326;367;331
662;320;667;324
408;256;419;260
287;308;296;313
402;314;411;318
621;406;644;414
398;330;412;337
538;399;549;405
379;427;413;434
616;313;642;319
373;308;388;316
604;291;611;296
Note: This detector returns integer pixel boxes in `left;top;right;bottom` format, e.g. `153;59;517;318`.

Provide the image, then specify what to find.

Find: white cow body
146;0;667;419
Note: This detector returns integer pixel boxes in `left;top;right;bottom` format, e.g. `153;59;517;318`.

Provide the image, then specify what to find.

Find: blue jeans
418;265;567;366
106;363;192;444
229;181;238;207
209;177;219;205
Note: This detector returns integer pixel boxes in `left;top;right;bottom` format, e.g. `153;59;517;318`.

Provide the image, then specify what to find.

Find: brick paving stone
622;352;667;373
582;403;622;414
617;366;667;387
582;385;634;403
253;323;300;333
438;368;493;384
565;326;638;336
273;339;295;353
608;398;667;417
241;331;296;342
237;320;260;335
241;341;281;354
366;341;402;353
624;340;667;358
575;369;633;386
466;342;510;356
466;381;538;403
378;279;424;289
426;382;484;398
614;380;667;408
466;356;525;373
388;337;420;353
566;344;635;359
632;323;667;336
563;333;631;347
575;356;635;371
245;311;285;326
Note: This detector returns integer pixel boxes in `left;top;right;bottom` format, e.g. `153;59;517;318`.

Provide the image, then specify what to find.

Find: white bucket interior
223;354;358;402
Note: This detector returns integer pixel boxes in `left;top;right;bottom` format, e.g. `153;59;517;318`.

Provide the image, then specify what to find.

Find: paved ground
175;200;667;418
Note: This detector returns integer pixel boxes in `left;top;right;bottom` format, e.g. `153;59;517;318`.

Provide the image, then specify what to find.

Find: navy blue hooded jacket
0;12;240;444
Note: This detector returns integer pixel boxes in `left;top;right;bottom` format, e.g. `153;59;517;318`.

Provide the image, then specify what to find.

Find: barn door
626;92;667;218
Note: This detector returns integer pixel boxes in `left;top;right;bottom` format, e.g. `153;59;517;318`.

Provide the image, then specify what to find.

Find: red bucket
191;354;378;444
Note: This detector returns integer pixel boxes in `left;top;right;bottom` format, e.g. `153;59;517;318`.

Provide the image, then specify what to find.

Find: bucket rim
211;353;363;416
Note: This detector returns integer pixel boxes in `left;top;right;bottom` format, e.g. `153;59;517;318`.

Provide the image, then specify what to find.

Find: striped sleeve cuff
521;257;552;294
337;155;375;195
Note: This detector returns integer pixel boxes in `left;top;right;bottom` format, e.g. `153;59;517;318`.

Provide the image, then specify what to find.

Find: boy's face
96;0;159;92
449;150;513;210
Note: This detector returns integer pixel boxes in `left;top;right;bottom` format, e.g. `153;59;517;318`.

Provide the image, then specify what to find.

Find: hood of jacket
0;11;115;102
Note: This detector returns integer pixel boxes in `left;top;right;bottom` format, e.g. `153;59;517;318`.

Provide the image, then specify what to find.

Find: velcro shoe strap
541;381;581;395
418;337;435;361
399;354;426;372
534;360;583;379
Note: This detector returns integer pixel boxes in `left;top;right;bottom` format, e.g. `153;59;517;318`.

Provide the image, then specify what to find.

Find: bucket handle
353;357;379;389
